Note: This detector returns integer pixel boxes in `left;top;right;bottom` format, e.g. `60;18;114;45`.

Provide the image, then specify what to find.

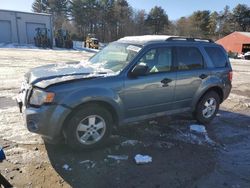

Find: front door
123;47;177;119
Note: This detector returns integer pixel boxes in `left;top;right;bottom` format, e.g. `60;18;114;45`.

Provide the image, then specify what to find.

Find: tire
64;104;113;150
194;91;220;124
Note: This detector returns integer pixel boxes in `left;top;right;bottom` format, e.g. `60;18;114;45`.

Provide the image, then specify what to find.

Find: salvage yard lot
0;48;250;188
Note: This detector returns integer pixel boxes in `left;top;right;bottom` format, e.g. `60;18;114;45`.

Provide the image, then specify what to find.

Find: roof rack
166;37;214;43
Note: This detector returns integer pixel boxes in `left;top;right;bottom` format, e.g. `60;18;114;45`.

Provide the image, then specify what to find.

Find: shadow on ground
45;109;250;188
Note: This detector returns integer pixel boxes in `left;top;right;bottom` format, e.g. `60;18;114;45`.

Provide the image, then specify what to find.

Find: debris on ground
62;164;72;171
149;120;158;125
154;141;175;149
190;124;207;134
120;140;141;147
79;160;96;169
134;154;152;164
107;155;129;161
166;124;217;146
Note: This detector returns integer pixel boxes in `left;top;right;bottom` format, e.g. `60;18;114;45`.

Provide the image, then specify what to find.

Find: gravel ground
0;48;249;188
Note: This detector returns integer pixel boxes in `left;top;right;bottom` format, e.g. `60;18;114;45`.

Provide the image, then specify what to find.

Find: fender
191;75;224;112
59;87;124;124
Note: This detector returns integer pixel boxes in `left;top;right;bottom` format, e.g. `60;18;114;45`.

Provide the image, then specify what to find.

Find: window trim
130;46;174;76
204;46;228;68
174;46;205;71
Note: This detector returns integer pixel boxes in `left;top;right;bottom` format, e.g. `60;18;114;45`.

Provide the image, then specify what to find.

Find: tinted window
176;47;203;70
205;47;227;68
138;47;172;73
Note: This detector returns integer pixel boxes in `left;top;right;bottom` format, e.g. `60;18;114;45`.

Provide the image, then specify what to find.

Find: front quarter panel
57;84;124;124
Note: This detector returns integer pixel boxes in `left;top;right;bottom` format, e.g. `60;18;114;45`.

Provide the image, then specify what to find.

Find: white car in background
244;52;250;60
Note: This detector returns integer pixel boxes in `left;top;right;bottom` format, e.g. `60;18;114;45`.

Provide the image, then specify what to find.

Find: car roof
118;35;174;45
118;35;215;46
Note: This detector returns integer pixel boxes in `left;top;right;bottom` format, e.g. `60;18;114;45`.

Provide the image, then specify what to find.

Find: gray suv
17;36;232;149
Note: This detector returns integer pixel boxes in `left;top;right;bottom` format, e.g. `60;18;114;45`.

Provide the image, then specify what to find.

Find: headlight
29;89;55;106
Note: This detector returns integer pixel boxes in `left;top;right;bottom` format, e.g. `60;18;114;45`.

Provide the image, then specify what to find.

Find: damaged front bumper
16;80;71;142
16;80;31;113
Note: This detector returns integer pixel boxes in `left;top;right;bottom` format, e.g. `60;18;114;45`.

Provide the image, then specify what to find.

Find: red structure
216;32;250;54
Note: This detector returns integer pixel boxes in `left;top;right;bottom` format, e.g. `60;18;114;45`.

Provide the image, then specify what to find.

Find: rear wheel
65;104;112;150
194;91;220;124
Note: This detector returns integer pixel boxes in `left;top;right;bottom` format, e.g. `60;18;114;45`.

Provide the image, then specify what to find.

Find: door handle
199;74;208;79
161;78;172;86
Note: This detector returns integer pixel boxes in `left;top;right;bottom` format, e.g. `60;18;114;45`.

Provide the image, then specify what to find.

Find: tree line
32;0;250;42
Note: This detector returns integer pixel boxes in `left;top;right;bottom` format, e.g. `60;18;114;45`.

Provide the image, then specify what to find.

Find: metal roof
0;9;51;16
238;32;250;38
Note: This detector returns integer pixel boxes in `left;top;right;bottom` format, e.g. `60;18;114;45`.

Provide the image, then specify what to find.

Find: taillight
228;71;233;82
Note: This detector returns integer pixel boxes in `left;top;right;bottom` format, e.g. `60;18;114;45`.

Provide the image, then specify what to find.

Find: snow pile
107;155;129;160
120;140;142;147
119;35;175;44
35;61;118;88
190;124;207;134
62;164;72;171
79;160;96;168
134;154;152;164
177;124;216;146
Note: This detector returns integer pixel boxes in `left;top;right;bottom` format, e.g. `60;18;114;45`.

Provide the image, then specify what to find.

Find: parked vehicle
244;51;250;60
55;29;73;49
34;28;52;48
84;33;99;49
17;35;232;149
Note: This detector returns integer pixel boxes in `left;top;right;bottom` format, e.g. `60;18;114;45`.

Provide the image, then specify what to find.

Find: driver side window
138;47;172;74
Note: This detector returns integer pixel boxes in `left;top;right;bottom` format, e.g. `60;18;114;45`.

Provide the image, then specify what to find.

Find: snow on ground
0;41;100;53
0;48;94;145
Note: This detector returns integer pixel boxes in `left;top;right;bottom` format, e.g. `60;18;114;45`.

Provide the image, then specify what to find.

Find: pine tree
146;6;169;34
233;4;250;31
32;0;49;13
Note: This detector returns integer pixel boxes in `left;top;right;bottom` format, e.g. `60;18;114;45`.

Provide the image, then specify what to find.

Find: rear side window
205;47;227;68
176;47;203;70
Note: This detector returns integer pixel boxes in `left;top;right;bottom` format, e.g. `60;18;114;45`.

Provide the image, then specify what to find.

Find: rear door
174;46;209;109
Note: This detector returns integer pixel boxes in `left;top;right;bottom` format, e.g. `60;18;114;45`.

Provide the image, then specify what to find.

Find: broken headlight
29;89;55;106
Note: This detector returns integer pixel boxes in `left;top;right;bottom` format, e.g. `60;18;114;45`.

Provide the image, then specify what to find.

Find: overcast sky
0;0;249;20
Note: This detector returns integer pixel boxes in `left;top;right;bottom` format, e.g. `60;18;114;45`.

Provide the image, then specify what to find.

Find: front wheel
65;104;112;150
194;91;220;124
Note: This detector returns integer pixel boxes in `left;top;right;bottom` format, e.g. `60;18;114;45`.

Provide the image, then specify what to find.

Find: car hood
25;62;116;88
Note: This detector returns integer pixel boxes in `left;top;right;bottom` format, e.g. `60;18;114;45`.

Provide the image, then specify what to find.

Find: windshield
88;42;142;72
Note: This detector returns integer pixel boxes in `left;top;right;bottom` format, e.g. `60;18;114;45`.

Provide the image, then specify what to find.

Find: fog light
27;120;39;132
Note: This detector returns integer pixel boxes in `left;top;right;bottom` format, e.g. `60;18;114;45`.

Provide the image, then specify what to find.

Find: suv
17;35;232;149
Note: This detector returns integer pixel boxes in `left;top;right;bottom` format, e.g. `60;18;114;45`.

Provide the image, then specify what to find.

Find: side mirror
131;63;148;77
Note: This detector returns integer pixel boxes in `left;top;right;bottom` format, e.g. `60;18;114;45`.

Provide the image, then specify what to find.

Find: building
0;9;53;44
216;31;250;54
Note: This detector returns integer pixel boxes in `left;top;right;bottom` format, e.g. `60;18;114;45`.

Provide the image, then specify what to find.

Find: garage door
0;20;11;43
26;23;46;44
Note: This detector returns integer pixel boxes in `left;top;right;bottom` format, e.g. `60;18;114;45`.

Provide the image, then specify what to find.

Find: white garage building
0;9;53;44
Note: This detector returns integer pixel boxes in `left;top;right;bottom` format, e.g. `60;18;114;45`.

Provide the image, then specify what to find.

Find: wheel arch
62;100;120;137
192;86;224;112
